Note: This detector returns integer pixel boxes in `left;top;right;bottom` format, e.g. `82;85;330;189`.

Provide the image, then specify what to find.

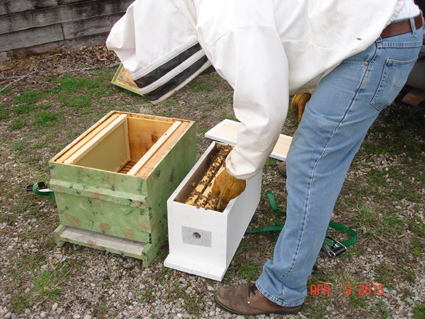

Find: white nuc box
165;142;262;281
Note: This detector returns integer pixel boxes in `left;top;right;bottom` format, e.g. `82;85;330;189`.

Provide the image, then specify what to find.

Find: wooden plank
0;25;64;51
56;32;109;50
59;0;93;4
65;114;127;164
55;113;120;163
5;0;58;13
128;121;182;176
401;88;425;107
123;112;176;123
6;32;109;54
114;159;130;173
58;226;147;255
207;119;238;141
0;0;132;34
116;160;136;174
205;119;293;161
136;121;190;178
123;113;131;161
73;124;128;171
0;4;8;16
127;117;174;160
273;135;292;160
62;13;124;39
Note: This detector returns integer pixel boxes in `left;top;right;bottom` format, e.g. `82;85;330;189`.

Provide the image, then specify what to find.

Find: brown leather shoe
214;283;303;315
277;161;287;178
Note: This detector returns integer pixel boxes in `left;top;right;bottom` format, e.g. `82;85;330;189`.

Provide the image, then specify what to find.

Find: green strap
246;224;284;233
246;192;284;239
266;192;286;215
246;192;357;250
32;182;55;198
327;220;357;247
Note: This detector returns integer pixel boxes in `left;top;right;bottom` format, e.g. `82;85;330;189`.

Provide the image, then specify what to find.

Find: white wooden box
205;119;292;161
164;142;262;281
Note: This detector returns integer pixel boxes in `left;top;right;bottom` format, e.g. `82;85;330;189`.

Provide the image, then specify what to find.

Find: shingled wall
0;0;133;54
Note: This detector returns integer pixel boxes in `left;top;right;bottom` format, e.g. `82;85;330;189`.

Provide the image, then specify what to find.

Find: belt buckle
323;235;347;257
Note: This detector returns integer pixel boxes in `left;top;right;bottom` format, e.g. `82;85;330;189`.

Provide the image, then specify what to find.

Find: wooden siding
0;0;134;53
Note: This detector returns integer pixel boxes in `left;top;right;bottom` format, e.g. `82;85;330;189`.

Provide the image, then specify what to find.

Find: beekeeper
107;0;423;315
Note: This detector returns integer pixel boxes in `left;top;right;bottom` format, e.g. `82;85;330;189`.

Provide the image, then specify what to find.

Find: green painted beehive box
49;111;196;266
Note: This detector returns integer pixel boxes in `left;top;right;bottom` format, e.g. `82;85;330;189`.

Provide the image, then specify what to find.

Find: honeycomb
184;145;232;212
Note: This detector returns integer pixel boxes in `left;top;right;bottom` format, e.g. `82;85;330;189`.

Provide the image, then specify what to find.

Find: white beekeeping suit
106;0;211;104
107;0;408;180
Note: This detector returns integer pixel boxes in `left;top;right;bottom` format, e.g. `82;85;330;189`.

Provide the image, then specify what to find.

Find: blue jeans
256;22;423;307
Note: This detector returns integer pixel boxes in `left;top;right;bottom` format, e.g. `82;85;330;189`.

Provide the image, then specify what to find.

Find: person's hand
290;93;311;123
211;169;246;211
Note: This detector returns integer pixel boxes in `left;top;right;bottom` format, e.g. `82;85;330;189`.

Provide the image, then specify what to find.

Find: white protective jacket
107;0;408;180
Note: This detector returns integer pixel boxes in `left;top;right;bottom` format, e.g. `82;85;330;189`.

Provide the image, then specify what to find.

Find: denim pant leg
256;26;423;307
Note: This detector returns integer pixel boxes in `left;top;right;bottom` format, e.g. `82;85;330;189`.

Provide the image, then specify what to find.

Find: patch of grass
411;240;424;257
218;107;236;121
412;303;425;319
11;140;28;151
207;94;231;106
41;236;57;251
239;262;261;282
373;262;414;286
0;211;17;224
375;263;396;289
39;103;52;110
361;140;393;156
400;265;416;284
372;300;390;318
352;205;377;228
348;289;368;309
58;95;92;108
0;107;10;119
32;111;58;126
9;291;32;313
48;74;113;110
139;286;156;303
304;302;328;318
9;119;25;130
1;86;11;94
94;68;113;81
92;300;108;317
409;215;425;236
54;75;104;93
362;104;425;160
413;302;425;319
363;165;423;203
382;214;404;235
15;91;41;105
12;103;33;114
187;78;217;92
18;253;46;270
31;264;70;299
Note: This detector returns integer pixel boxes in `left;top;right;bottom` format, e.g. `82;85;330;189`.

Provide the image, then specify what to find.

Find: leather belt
381;13;424;39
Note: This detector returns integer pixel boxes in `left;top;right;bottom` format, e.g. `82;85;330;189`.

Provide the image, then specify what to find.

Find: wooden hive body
165;142;262;281
49;111;196;266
